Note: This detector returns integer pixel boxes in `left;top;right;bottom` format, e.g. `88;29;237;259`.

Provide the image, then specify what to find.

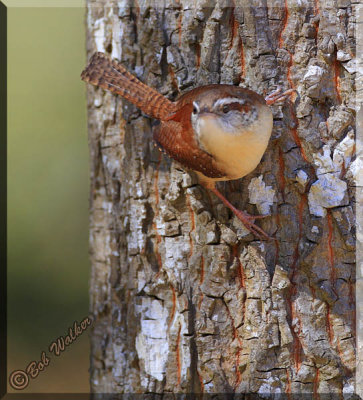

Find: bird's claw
209;187;275;241
265;88;296;105
234;210;274;241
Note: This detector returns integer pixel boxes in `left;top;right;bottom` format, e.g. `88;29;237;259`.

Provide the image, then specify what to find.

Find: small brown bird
81;52;293;239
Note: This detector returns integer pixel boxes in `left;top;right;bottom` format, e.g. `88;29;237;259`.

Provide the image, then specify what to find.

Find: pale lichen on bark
85;0;357;395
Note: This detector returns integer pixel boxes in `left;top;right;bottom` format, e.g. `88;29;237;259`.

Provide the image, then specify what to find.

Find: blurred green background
7;3;90;393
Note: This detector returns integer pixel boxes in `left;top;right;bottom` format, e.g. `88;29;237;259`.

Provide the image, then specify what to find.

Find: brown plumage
81;52;227;179
153;116;226;179
81;52;176;121
81;52;294;239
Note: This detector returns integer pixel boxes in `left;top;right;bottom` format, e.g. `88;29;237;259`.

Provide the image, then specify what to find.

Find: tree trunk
85;1;357;395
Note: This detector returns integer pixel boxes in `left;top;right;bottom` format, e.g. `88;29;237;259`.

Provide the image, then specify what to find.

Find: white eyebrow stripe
213;97;246;109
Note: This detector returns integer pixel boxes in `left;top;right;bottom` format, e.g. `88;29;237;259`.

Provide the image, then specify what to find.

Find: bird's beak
198;111;216;119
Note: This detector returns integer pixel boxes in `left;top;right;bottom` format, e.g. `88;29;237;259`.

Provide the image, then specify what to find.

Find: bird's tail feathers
81;52;176;121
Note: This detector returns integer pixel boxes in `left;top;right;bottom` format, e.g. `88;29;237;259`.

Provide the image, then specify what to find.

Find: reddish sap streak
278;146;286;201
291;125;309;163
168;65;180;94
232;246;246;387
278;0;298;101
313;0;320;36
313;368;320;399
234;346;242;388
286;65;308;164
320;120;329;143
240;35;245;79
229;10;238;50
334;58;342;103
196;43;201;69
224;302;237;341
197;370;205;392
287;50;294;89
286;83;308;164
232;245;245;289
278;0;289;48
278;0;294;89
314;0;320;16
278;0;298;93
224;300;243;389
176;324;181;385
291;128;307;161
278;0;314;379
229;6;245;79
168;285;176;330
310;280;316;299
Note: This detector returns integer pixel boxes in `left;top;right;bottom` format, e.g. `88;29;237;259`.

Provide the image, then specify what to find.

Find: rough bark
85;0;357;395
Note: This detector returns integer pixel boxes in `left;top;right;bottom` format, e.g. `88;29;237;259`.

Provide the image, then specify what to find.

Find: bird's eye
192;105;198;115
222;105;229;113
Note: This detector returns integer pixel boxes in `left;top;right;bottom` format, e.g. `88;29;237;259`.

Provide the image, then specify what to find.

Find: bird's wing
153;109;226;179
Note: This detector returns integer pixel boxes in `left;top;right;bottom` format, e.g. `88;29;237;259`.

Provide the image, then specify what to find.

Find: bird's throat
196;111;273;180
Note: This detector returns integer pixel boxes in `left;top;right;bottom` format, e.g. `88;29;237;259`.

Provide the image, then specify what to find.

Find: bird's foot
233;209;273;241
209;186;273;241
265;88;295;105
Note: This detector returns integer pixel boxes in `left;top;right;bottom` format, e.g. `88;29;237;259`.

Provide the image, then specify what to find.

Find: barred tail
81;52;176;121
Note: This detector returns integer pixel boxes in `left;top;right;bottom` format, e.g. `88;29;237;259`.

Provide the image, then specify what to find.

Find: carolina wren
81;52;293;239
